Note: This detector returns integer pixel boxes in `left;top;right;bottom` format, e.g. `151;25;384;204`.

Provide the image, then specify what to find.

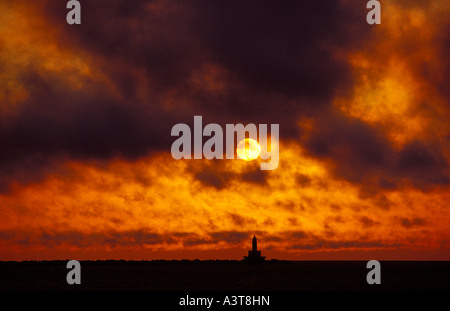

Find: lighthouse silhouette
243;235;266;263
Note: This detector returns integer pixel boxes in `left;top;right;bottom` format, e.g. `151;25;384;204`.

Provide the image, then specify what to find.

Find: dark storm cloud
304;111;391;180
0;155;61;192
189;161;268;189
210;231;249;244
1;0;201;189
194;0;365;98
0;229;167;248
437;25;450;100
0;67;191;191
44;0;201;91
359;216;378;228
44;0;368;102
289;231;310;239
183;0;372;137
172;232;215;247
291;240;403;250
3;0;448;194
0;228;407;251
398;217;426;229
180;231;251;246
193;165;233;190
396;140;449;186
1;70;175;159
9;0;368;158
295;173;312;187
39;0;370;125
228;213;256;226
183;238;216;247
302;110;450;190
240;167;268;184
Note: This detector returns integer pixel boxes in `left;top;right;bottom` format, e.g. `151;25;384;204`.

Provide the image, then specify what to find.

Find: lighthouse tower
243;235;266;263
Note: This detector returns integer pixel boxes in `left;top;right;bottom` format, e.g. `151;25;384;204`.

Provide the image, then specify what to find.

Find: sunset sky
0;0;449;261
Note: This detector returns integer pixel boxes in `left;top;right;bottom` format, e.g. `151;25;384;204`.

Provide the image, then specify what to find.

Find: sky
0;0;449;260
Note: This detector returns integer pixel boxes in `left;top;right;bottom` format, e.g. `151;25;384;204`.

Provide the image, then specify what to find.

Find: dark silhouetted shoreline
0;260;449;291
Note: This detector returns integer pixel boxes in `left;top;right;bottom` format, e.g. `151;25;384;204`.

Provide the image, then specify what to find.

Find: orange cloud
1;144;448;260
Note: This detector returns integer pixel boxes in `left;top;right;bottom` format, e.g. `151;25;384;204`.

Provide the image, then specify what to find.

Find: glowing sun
237;138;261;161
